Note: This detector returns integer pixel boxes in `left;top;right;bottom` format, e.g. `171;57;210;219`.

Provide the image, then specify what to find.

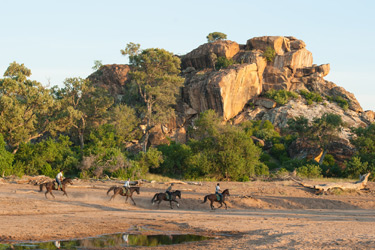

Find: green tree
13;135;78;177
0;134;14;176
312;113;344;165
206;32;227;43
188;110;265;181
109;104;141;143
52;77;114;150
92;60;103;71
0;62;57;153
122;45;184;152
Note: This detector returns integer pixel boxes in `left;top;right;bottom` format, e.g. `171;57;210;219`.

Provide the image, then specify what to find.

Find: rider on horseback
166;183;174;200
56;170;63;190
215;183;223;201
123;178;130;194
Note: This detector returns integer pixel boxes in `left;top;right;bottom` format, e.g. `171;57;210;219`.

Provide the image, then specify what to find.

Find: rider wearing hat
166;183;174;200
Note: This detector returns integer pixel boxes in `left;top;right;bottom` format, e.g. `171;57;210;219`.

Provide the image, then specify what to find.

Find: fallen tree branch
291;173;371;195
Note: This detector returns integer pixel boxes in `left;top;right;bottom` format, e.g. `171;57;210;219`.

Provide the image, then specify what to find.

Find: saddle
165;192;171;200
216;194;222;201
122;187;129;195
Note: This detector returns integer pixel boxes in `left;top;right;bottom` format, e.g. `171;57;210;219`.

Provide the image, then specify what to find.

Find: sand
1;178;375;249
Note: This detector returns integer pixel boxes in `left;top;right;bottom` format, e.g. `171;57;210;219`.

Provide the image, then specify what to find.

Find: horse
202;189;230;210
151;190;181;209
39;178;73;199
107;186;140;205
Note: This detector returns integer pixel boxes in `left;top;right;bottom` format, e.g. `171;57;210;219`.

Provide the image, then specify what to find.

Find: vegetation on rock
206;32;227;43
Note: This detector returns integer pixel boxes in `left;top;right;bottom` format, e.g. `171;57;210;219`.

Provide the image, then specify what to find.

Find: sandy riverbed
1;178;375;249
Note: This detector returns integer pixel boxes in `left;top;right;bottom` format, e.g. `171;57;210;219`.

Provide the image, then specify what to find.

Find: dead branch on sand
290;173;371;195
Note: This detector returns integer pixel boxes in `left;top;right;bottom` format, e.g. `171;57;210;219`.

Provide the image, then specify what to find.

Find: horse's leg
210;200;215;210
110;189;119;201
49;190;55;199
157;199;162;208
218;202;223;208
169;200;173;209
125;196;129;203
172;199;179;208
62;189;68;197
45;189;49;199
130;196;136;206
223;201;227;210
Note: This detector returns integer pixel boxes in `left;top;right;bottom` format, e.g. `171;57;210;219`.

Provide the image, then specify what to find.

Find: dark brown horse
202;189;230;210
151;190;181;209
39;178;73;199
107;186;140;205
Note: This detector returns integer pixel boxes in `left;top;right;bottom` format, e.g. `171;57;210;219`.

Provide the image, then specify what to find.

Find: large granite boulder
87;64;131;97
181;40;240;70
182;63;262;121
246;36;291;55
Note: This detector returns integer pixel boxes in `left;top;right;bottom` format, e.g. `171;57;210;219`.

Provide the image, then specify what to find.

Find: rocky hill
88;36;374;162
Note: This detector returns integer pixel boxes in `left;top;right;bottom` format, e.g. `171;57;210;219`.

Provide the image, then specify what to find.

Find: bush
215;56;234;70
297;164;322;178
344;156;375;180
327;95;349;110
14;136;79;177
299;90;323;104
262;47;276;62
264;89;298;105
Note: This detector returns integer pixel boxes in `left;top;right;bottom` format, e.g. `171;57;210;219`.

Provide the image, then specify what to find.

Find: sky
1;0;374;111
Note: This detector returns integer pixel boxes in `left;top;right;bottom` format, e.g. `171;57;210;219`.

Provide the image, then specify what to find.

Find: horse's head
63;178;74;185
174;190;181;199
222;189;230;196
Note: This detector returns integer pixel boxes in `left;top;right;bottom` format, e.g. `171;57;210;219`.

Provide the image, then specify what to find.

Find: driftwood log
292;173;371;195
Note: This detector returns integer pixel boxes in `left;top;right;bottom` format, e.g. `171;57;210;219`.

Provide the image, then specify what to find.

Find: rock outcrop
182;63;262;121
87;36;373;162
181;40;240;70
87;64;131;98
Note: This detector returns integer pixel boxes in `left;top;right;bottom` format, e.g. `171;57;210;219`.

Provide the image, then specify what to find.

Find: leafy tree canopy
206;32;227;43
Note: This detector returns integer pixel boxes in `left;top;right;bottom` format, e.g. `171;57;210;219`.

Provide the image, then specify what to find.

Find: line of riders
39;170;230;210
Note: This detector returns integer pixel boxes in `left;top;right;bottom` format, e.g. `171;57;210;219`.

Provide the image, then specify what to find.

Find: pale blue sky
1;0;374;110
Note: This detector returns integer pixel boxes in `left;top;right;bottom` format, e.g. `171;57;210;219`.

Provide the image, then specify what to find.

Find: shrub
327;95;349;110
215;56;234;70
344;156;375;180
297;164;322;178
264;89;298;105
299;90;323;104
262;47;276;62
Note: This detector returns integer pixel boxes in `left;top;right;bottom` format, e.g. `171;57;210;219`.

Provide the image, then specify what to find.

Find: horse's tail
107;186;116;196
39;183;44;192
151;193;158;204
202;195;208;204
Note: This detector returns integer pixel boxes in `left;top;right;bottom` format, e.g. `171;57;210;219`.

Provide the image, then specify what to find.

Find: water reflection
0;233;211;249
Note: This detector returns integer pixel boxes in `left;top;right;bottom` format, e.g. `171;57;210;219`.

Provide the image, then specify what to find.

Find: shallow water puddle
1;233;212;249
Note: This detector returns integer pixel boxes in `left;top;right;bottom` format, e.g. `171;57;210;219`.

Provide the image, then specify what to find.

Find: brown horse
39;178;73;199
151;190;181;209
202;189;230;210
107;186;140;205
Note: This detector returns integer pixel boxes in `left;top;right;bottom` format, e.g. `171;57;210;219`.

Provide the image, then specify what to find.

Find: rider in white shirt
56;170;63;190
123;178;130;193
215;183;222;201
